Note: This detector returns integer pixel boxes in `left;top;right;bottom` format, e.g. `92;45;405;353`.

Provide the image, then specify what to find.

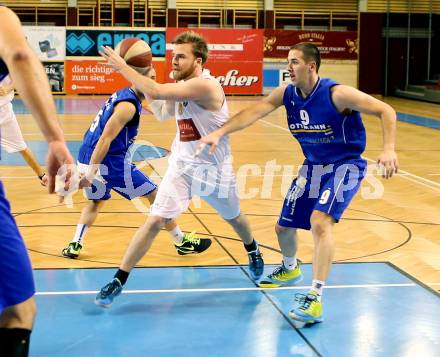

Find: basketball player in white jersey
0;75;48;186
95;31;264;307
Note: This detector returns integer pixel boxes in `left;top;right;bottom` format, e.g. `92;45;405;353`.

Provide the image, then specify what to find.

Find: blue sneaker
95;278;123;308
248;248;264;280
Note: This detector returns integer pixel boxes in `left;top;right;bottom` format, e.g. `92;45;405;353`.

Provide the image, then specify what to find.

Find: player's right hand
195;132;221;157
377;149;399;179
99;45;128;72
46;140;75;196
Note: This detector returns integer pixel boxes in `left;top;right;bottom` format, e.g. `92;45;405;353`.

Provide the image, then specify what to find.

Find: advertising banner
264;30;358;59
64;60;165;94
205;62;262;95
66;28;166;58
167;28;263;62
64;60;123;94
23;26;66;61
166;28;263;94
43;62;64;93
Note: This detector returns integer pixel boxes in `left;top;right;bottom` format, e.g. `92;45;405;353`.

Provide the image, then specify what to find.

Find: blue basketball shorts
0;182;35;313
278;158;367;230
78;159;157;201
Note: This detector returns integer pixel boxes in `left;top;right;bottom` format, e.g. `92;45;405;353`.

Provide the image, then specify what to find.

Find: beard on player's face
173;60;197;81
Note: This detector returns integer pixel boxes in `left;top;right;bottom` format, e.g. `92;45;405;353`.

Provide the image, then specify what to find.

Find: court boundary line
35;282;422;296
386;261;440;298
33;263;440;295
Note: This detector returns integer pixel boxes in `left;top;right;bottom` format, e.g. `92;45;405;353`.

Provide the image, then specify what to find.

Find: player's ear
145;66;156;79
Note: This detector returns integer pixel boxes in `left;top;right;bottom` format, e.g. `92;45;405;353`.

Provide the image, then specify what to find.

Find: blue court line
397;112;440;130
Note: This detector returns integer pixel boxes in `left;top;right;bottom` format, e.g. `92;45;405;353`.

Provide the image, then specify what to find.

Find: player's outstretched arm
80;102;136;187
332;85;399;178
197;85;286;155
100;45;217;102
100;45;161;98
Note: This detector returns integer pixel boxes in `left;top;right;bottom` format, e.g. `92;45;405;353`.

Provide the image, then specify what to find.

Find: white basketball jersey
169;69;231;166
0;75;14;107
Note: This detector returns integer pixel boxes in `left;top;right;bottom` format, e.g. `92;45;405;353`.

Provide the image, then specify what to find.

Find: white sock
282;256;297;270
169;226;184;245
311;280;325;301
72;224;88;245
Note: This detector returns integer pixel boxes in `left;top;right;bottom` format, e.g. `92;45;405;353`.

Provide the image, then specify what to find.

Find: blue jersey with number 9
283;78;366;164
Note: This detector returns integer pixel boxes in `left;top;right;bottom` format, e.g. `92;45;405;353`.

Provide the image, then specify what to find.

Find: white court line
22;133;173;136
0;176;36;179
35;282;426;296
260;119;440;193
0;173;404;179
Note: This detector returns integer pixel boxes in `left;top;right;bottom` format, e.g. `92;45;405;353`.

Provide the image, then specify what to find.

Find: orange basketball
115;38;152;70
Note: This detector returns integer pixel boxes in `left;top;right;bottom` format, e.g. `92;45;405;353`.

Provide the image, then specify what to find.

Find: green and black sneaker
175;231;212;255
62;242;82;259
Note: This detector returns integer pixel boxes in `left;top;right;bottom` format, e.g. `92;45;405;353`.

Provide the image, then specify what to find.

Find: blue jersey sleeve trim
327;82;341;115
282;84;294;108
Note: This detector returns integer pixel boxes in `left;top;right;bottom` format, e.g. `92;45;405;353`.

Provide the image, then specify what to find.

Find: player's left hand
99;46;128;72
377;149;399;179
78;174;93;189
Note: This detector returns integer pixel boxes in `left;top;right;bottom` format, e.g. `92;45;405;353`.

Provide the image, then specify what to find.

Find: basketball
115;38;152;70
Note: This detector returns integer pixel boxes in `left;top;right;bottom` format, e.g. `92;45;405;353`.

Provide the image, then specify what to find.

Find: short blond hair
173;31;208;64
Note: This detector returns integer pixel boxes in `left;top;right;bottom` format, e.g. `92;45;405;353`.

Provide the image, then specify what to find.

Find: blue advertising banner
66;28;166;57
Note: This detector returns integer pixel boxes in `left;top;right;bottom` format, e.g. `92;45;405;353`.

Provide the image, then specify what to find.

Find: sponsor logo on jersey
178;118;201;142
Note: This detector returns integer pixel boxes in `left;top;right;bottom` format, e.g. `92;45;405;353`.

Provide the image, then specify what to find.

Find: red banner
204;62;262;95
264;30;358;59
64;60;166;94
166;28;263;94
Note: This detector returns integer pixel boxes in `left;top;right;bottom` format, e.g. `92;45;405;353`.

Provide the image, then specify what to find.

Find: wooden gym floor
1;95;439;292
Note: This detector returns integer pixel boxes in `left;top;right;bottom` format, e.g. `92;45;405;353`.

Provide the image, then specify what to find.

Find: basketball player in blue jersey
198;43;399;327
61;66;211;259
0;7;74;356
